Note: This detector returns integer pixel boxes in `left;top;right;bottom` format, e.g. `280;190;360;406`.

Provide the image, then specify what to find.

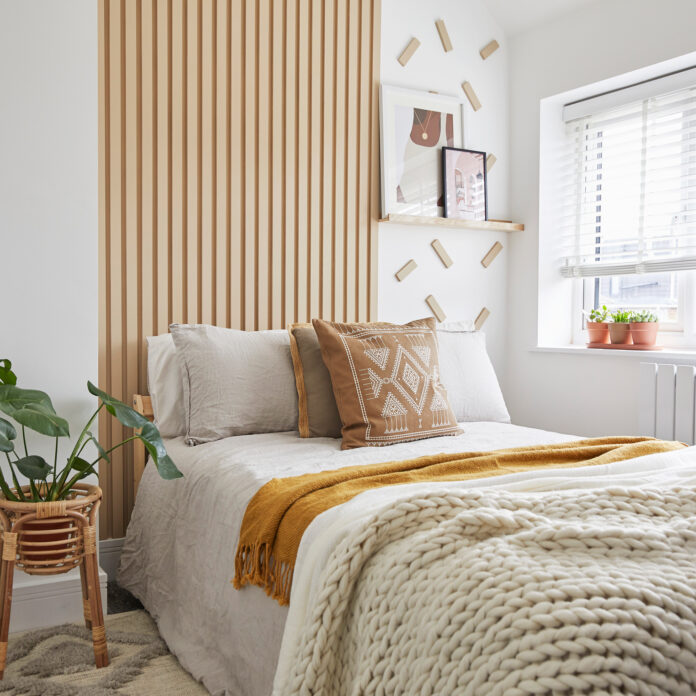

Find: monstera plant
0;358;181;502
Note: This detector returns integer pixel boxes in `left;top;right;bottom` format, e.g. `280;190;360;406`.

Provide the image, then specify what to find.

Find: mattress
119;422;583;695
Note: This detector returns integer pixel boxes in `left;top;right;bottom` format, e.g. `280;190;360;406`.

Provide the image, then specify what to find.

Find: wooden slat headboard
98;0;381;539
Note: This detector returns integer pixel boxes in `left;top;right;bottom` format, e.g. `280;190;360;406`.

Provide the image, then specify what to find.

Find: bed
119;322;696;695
117;423;696;696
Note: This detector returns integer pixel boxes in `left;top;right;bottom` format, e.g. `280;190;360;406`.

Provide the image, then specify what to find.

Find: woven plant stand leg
83;525;108;668
79;562;92;630
0;532;17;679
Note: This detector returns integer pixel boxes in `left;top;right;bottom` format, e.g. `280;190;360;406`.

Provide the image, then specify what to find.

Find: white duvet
117;423;696;696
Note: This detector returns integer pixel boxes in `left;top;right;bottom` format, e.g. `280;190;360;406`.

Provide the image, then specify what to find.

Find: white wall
505;0;696;436
378;0;511;372
0;1;98;471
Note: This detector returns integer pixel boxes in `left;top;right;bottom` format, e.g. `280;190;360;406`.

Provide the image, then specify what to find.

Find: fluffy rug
0;610;208;695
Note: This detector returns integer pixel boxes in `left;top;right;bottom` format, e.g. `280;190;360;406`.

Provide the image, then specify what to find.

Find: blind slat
560;80;696;277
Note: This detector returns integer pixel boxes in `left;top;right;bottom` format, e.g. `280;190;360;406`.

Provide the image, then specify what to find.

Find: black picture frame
441;146;488;221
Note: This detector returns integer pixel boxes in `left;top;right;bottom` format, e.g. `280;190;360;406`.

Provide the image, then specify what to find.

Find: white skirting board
9;565;107;633
99;537;124;582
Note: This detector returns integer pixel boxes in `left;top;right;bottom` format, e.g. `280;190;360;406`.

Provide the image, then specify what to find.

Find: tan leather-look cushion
289;323;342;438
312;317;461;450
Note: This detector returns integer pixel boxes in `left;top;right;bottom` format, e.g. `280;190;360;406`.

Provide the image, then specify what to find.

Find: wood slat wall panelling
98;0;381;538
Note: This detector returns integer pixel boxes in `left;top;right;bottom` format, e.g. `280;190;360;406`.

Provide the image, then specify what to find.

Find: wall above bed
98;0;381;539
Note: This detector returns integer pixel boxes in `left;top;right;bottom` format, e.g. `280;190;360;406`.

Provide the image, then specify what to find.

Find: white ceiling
482;0;603;37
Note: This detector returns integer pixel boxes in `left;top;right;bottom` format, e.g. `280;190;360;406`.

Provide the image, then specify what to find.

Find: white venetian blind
559;73;696;278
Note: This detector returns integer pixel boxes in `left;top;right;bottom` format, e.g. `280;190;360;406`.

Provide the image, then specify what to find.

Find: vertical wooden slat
156;0;170;335
200;0;214;325
321;0;335;321
185;0;199;323
295;0;309;321
229;0;242;330
99;0;381;537
283;0;297;324
170;0;184;324
215;0;227;327
243;0;257;329
256;0;271;330
344;0;358;321
333;0;346;321
271;0;284;328
107;0;125;539
308;0;322;319
357;0;370;320
97;0;110;537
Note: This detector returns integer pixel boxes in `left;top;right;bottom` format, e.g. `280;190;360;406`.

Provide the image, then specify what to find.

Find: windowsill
532;344;696;362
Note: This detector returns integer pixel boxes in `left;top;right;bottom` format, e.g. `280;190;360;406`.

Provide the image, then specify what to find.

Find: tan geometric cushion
312;317;461;449
288;323;343;439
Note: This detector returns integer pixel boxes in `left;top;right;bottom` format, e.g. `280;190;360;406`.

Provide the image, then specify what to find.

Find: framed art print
442;147;487;221
379;85;464;217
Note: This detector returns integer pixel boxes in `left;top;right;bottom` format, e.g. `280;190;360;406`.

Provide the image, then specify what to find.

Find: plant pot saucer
586;342;663;351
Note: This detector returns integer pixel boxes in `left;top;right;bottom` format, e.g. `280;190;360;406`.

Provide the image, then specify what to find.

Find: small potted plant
609;310;633;345
630;310;659;347
0;358;181;569
584;305;610;344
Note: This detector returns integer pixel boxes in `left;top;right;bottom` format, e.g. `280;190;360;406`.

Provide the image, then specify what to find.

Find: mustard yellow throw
233;437;684;605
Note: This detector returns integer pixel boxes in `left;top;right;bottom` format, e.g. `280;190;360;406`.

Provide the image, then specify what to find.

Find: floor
107;581;143;615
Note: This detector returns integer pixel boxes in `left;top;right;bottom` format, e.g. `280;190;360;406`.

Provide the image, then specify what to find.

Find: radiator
640;362;696;445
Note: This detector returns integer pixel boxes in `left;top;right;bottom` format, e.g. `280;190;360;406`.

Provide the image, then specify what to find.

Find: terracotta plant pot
630;321;659;347
609;323;633;345
586;321;610;344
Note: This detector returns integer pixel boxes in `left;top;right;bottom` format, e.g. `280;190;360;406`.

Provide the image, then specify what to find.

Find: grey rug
0;610;208;695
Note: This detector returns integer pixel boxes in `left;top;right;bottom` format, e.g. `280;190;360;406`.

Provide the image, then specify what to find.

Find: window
559;67;696;345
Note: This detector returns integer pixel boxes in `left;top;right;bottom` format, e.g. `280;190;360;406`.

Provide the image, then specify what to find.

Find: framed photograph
442;147;487;221
379;85;464;218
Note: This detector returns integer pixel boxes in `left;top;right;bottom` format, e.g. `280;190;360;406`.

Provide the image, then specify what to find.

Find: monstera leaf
12;402;70;438
87;382;149;429
0;418;16;453
87;382;181;480
0;360;16;386
0;385;55;418
15;455;51;481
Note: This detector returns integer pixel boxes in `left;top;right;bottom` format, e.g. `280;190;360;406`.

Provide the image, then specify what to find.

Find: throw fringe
233;543;294;606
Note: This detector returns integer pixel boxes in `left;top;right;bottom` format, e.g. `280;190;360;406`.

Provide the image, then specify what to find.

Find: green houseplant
609;310;634;345
585;305;610;344
0;358;181;503
629;311;659;347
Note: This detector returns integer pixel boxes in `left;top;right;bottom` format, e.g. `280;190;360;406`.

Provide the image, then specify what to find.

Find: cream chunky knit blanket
284;486;696;696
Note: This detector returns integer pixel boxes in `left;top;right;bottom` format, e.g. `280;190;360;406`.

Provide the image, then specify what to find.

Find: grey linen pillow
170;324;299;445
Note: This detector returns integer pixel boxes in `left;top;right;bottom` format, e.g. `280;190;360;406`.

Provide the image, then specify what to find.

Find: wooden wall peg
481;242;503;268
486;153;496;171
480;39;500;60
431;239;453;268
461;82;481;111
474;307;490;330
395;259;417;282
398;38;420;66
435;20;453;52
426;295;447;323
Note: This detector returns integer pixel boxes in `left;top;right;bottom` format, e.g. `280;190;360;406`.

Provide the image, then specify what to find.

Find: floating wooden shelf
379;214;524;232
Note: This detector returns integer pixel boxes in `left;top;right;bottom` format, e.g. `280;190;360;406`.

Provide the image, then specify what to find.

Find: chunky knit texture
285;486;696;696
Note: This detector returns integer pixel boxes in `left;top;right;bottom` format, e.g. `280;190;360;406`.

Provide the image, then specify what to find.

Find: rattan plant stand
0;483;108;677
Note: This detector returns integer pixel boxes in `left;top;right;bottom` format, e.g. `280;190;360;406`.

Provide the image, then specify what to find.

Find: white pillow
436;329;510;424
146;333;186;438
170;324;299;445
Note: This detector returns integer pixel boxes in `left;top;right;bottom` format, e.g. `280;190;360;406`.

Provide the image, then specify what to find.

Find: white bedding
119;423;696;695
118;422;579;696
